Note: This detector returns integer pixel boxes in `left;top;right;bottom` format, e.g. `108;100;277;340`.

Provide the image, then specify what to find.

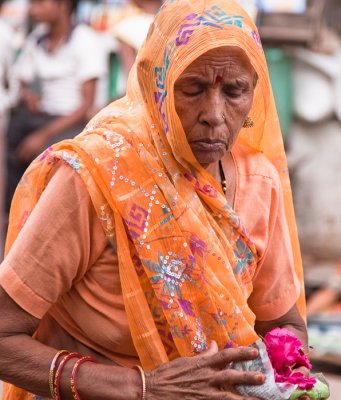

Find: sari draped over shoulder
3;0;305;398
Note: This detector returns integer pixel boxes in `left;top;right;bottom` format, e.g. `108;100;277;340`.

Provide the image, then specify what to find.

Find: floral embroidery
178;298;196;317
60;153;82;171
190;234;207;257
233;238;255;275
184;172;218;198
143;251;187;298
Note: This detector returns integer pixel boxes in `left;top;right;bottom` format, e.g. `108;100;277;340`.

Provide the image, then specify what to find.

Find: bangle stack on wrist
48;350;97;400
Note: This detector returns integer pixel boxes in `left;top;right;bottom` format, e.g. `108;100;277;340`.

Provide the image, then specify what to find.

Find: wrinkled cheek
225;125;241;151
174;111;193;139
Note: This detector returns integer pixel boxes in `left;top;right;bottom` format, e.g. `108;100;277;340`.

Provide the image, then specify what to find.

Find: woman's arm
0;286;142;400
255;304;308;350
0;285;264;400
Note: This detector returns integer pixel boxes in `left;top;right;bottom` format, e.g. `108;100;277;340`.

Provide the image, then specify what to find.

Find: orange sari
3;0;305;398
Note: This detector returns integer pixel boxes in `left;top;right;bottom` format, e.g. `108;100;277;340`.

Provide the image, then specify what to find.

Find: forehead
177;46;255;82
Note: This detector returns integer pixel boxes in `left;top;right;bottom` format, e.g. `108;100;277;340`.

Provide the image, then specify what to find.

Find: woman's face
174;46;257;167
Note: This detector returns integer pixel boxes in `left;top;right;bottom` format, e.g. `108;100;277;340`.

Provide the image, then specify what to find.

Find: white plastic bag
232;340;297;400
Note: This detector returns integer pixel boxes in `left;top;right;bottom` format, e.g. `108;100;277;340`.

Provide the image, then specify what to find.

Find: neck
49;15;72;40
204;152;233;190
203;160;221;184
201;151;231;170
204;152;236;203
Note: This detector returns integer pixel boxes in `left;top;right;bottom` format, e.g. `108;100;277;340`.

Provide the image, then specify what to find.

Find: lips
189;139;226;152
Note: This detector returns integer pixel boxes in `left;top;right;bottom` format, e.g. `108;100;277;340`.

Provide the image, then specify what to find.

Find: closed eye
175;80;205;97
223;82;249;98
182;89;203;97
225;90;243;98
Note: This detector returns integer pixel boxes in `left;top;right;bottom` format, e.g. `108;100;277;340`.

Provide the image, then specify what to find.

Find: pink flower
274;370;316;390
264;328;311;370
264;328;316;391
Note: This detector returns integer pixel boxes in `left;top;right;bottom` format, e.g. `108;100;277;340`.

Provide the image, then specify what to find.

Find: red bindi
215;75;223;83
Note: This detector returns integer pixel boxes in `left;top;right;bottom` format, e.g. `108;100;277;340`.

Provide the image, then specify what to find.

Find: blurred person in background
0;0;17;258
5;0;107;212
0;0;17;134
114;0;162;76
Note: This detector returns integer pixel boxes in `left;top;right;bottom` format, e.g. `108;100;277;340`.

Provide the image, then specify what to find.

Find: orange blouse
0;143;300;366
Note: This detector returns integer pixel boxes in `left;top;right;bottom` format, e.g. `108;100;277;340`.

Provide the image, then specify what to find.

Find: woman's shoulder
233;142;280;187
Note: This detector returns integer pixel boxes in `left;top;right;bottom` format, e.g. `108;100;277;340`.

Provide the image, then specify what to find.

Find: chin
194;149;226;167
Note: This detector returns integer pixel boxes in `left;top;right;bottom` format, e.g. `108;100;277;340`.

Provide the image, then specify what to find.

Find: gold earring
243;116;254;128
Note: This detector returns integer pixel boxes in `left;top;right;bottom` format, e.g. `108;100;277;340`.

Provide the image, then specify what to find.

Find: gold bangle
134;365;147;400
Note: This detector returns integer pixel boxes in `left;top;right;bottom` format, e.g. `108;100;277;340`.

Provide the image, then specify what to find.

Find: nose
199;90;225;128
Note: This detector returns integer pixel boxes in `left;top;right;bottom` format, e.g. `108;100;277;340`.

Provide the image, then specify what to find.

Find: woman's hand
21;88;41;114
16;129;50;162
145;341;264;399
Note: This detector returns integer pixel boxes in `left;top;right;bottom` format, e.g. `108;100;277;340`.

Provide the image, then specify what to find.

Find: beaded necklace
219;159;227;194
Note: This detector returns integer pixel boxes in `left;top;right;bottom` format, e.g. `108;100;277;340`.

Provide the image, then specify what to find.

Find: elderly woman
0;0;310;399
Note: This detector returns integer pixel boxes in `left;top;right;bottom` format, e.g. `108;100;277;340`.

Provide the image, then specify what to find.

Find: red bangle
49;350;69;399
70;356;98;400
54;352;81;400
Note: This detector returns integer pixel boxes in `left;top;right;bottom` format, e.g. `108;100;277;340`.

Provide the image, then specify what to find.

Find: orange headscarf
4;1;304;397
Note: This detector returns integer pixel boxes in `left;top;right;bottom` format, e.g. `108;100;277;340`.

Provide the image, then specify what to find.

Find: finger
211;369;264;387
203;340;219;356
193;341;219;370
202;346;259;369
